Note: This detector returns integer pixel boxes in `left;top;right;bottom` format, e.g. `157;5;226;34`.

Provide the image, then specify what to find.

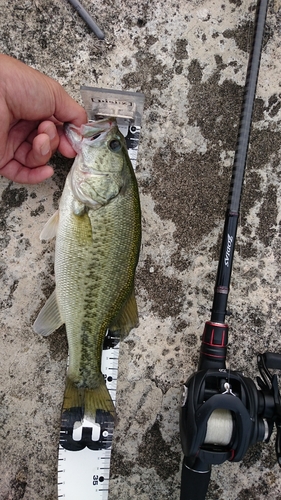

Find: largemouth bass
33;118;141;421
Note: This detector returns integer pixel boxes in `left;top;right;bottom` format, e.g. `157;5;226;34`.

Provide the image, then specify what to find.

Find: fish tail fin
62;377;83;422
85;384;115;421
62;376;115;423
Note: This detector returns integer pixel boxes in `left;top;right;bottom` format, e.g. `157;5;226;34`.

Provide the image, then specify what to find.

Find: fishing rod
180;0;281;498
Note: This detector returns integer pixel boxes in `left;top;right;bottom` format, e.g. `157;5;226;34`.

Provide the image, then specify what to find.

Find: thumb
0;54;87;127
48;79;87;127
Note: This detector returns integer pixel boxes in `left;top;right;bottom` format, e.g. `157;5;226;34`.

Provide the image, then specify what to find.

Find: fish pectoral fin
33;289;64;336
39;210;59;240
109;288;139;338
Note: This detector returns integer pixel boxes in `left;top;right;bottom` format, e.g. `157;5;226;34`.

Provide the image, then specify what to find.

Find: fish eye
109;139;122;152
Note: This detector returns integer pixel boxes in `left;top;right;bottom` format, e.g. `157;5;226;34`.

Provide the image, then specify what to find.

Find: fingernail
47;128;57;141
40;142;50;156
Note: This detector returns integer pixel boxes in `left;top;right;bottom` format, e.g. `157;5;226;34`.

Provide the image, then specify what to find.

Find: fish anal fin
40;210;59;240
33;289;64;336
109;288;139;338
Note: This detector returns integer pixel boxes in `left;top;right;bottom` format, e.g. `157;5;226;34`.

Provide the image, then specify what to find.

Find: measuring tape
58;331;119;499
57;88;144;500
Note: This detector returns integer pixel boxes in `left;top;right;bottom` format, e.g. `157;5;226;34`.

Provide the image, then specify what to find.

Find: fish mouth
81;118;115;136
64;118;117;152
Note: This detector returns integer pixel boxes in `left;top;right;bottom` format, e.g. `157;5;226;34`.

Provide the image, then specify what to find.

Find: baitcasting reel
180;322;281;499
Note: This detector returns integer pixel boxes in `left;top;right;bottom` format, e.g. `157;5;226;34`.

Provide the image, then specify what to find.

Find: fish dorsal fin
109;288;139;338
40;210;59;240
33;289;64;336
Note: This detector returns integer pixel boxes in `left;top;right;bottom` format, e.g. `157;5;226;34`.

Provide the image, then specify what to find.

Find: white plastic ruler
58;332;119;500
57;88;144;500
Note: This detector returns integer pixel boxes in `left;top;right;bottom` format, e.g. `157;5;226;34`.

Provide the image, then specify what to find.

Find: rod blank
67;0;105;39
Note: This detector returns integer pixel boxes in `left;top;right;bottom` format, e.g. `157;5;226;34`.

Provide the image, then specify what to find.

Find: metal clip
222;382;236;396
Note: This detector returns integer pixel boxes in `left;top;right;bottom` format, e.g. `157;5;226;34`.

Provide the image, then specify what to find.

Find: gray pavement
1;0;281;498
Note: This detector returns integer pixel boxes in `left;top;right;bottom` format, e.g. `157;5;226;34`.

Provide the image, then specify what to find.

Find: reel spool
204;409;233;446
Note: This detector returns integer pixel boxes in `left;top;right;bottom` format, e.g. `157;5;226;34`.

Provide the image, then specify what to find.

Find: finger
14;133;53;168
50;81;88;126
0;159;54;185
38;121;60;152
19;124;76;167
0;100;10;163
27;121;75;158
55;125;77;158
0;119;40;168
26;120;60;156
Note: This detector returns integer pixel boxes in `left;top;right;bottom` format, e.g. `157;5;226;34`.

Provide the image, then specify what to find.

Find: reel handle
180;457;211;500
263;352;281;370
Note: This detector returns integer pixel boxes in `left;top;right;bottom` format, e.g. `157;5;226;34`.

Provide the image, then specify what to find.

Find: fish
33;118;141;422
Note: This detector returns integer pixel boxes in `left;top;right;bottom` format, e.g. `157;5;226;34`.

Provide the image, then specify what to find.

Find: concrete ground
1;0;281;498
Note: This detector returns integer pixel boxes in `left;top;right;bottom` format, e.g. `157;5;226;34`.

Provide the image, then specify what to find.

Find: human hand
0;54;87;184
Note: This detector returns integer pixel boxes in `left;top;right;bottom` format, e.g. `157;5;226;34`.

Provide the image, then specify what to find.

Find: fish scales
33;118;141;421
56;174;140;387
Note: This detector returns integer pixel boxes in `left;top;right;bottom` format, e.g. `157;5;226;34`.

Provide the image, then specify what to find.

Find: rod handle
180;457;211;500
